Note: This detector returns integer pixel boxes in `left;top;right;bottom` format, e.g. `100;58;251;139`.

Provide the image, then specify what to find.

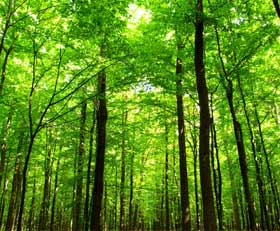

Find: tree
194;0;217;230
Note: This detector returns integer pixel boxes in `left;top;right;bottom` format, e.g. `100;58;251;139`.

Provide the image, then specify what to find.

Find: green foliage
0;0;279;230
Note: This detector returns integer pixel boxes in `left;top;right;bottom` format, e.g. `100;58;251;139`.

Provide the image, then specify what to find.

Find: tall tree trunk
194;0;217;230
114;165;118;231
120;107;127;231
254;105;280;227
237;75;269;230
164;118;170;231
27;179;36;231
73;101;87;231
91;68;107;231
226;154;241;230
0;175;8;229
176;54;191;231
210;96;223;230
192;131;200;231
226;79;255;230
0;0;15;96
5;130;24;231
84;100;96;231
50;159;60;231
17;136;35;231
38;149;52;231
0;115;12;187
128;130;135;231
0;43;13;96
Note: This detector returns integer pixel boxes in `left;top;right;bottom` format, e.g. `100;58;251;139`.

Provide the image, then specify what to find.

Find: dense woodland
1;0;280;231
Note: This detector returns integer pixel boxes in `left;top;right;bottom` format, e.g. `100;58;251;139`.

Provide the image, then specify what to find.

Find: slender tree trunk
226;80;255;231
38;149;52;231
192;132;200;231
0;176;8;229
0;43;13;96
0;0;13;57
254;105;280;227
91;68;107;231
227;154;241;230
210;100;223;230
17;136;35;231
50;159;60;231
194;0;217;230
128;130;135;231
73;101;87;231
237;75;269;230
5;131;24;231
0;115;12;187
114;165;118;231
27;179;36;231
164;118;170;231
84;100;96;231
71;147;78;229
120;108;127;231
0;0;14;95
176;54;191;231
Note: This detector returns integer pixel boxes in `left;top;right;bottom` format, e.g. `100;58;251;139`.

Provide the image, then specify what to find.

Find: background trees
0;0;280;230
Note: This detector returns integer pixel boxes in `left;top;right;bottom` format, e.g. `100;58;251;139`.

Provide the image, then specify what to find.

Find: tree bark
194;0;217;230
38;149;52;231
73;101;87;231
164;119;170;231
210;97;223;230
50;159;60;231
26;179;36;231
0;115;12;187
176;56;191;231
227;154;241;230
226;80;255;231
84;100;96;231
5;130;24;231
91;69;107;231
254;105;280;228
128;130;135;231
120;108;127;231
237;75;269;230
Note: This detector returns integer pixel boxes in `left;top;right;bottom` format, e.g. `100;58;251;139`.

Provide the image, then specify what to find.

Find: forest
0;0;280;231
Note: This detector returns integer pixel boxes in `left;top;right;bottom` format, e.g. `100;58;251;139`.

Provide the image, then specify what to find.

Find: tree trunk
0;176;8;229
237;75;269;230
194;0;217;230
192;131;200;231
0;0;14;96
17;136;35;231
27;179;36;231
128;130;135;231
254;105;280;228
176;55;191;231
50;159;60;231
0;115;12;187
5;131;24;231
227;154;241;230
84;100;96;231
226;80;255;231
91;69;107;231
120;108;127;231
73;101;87;231
38;148;52;231
164;118;170;231
210;98;223;230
